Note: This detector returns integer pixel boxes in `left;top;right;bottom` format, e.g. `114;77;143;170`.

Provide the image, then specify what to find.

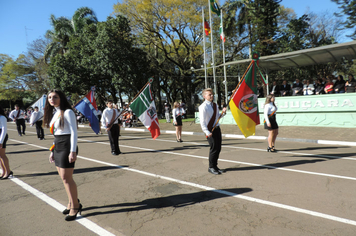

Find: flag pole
208;0;217;103
220;9;228;106
107;80;151;129
202;8;208;88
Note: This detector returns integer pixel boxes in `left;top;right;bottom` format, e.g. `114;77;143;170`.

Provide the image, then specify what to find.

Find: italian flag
130;82;160;139
229;53;261;137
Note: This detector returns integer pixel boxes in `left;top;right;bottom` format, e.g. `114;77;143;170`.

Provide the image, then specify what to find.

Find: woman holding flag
43;89;81;221
264;95;279;152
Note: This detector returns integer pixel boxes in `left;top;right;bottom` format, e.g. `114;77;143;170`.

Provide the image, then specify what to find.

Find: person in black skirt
264;95;279;152
43;89;82;221
172;102;184;142
0;105;12;179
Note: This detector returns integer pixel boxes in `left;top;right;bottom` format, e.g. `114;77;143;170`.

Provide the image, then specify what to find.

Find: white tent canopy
218;41;356;71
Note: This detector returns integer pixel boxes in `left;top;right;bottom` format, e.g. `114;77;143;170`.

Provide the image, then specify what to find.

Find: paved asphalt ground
1;121;356;236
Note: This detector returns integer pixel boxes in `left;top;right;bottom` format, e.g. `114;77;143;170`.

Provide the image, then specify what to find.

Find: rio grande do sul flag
129;81;160;139
229;53;260;137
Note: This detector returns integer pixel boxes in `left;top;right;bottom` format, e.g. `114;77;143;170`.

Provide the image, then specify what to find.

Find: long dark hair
0;105;6;118
43;89;74;128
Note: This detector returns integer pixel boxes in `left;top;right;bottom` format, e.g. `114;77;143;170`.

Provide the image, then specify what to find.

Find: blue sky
0;0;344;59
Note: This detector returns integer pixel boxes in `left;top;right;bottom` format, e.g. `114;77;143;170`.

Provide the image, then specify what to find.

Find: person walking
172;102;184;142
43;89;81;221
101;100;121;155
30;106;44;140
0;105;12;180
264;95;279;152
199;88;227;175
9;104;26;136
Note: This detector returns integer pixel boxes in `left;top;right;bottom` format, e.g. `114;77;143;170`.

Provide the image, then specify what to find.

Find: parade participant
0;105;12;180
172;102;184;142
9;104;26;136
164;103;171;123
101;100;121;155
30;106;44;140
43;89;81;221
199;88;227;175
264;95;279;152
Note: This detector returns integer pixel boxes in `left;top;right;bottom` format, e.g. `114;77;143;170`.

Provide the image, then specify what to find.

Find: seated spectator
321;77;326;85
315;79;325;95
269;81;280;96
345;74;356;93
257;83;264;97
279;80;291;96
303;80;314;95
334;75;346;93
292;79;303;96
324;78;334;94
123;111;133;127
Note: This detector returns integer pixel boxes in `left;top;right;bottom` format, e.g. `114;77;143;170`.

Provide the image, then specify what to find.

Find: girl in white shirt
264;95;279;152
172;102;184;142
43;89;81;221
0;105;12;179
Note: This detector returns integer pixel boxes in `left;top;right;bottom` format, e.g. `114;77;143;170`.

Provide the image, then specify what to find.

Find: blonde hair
173;102;180;108
202;88;213;96
264;94;276;106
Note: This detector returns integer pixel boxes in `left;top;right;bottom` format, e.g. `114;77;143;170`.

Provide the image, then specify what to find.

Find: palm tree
44;7;98;62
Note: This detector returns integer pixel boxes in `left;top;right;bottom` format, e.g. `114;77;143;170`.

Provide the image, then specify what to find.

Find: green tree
45;7;98;62
332;0;356;39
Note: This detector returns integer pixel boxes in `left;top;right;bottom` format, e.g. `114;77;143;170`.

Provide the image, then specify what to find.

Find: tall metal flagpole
221;9;228;106
202;9;208;88
208;0;217;102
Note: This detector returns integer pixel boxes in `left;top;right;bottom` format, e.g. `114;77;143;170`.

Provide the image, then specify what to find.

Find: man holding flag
101;100;121;156
199;88;226;175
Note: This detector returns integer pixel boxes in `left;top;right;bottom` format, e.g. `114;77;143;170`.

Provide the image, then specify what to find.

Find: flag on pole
219;22;225;42
30;95;47;113
229;52;261;138
74;89;100;134
129;79;160;139
204;19;211;36
210;0;220;16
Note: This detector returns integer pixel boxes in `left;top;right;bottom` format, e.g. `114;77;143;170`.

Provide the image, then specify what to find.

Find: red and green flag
229;52;266;137
219;22;225;42
129;79;160;139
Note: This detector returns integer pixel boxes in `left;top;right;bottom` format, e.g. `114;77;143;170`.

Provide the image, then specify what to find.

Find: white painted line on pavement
10;177;116;236
8;138;356;227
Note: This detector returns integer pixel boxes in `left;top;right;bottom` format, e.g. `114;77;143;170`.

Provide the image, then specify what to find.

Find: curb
77;125;356;147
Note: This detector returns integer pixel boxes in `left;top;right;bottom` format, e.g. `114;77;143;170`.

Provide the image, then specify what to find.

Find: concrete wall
195;93;356;128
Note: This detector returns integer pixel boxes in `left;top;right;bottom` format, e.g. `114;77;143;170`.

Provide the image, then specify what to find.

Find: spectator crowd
268;74;356;97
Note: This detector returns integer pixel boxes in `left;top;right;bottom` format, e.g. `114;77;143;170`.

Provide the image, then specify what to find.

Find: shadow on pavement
83;188;253;217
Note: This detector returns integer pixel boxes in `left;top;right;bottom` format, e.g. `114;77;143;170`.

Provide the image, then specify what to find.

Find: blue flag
75;97;100;134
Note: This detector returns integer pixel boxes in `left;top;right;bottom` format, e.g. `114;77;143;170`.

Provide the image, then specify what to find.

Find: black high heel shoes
63;199;80;215
1;171;13;180
65;203;83;221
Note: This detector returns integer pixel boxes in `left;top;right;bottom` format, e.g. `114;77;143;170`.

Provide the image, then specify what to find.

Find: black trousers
108;124;120;154
16;118;26;135
207;126;222;168
35;120;44;139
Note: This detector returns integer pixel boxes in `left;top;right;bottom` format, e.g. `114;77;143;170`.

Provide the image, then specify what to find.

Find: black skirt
54;134;78;168
0;129;8;149
174;115;183;126
264;114;279;130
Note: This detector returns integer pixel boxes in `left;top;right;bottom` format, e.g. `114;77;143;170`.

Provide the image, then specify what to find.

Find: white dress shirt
303;84;315;95
30;111;43;124
50;107;78;152
199;100;223;136
0;115;7;144
9;109;25;120
172;108;184;123
264;102;277;125
101;108;119;128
